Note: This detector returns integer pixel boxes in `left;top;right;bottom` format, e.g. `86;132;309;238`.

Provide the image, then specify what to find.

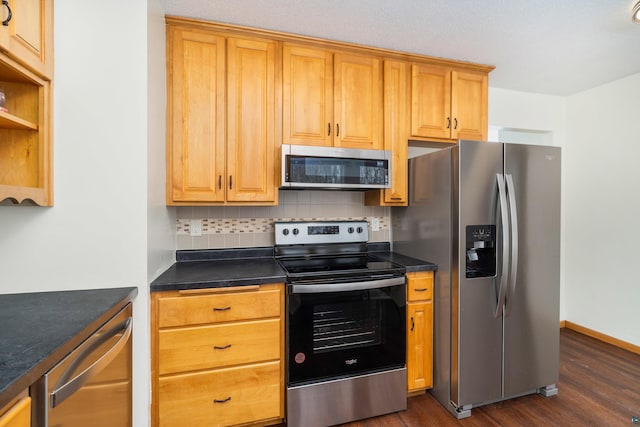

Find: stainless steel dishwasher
32;303;133;427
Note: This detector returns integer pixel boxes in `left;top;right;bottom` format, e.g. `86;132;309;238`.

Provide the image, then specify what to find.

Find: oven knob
348;227;354;234
357;226;364;234
292;228;299;235
282;228;289;236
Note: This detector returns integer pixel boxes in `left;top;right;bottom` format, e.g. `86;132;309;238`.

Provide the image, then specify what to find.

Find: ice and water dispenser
465;225;496;278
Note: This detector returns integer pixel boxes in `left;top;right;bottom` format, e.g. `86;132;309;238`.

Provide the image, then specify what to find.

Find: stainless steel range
275;220;407;427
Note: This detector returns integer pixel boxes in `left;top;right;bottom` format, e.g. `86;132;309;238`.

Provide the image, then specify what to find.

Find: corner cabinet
150;284;285;427
406;271;434;394
411;64;488;142
166;22;279;205
282;44;382;150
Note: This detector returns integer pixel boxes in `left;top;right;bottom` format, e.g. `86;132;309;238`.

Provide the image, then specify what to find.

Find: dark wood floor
336;329;640;426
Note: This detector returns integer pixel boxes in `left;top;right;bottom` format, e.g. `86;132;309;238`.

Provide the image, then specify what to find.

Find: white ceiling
162;0;640;96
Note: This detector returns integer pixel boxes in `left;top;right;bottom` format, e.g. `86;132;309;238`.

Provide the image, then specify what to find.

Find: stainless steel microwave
281;144;391;190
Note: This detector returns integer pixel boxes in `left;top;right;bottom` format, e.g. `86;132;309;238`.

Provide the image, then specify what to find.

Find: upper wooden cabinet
0;52;52;205
365;60;409;206
166;23;278;205
283;44;382;150
411;64;488;142
0;0;53;79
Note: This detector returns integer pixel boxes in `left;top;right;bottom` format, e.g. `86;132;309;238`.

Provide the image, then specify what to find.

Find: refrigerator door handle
504;174;519;317
495;173;510;318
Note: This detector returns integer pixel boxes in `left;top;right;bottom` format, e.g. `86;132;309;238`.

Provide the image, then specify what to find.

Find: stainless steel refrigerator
392;140;561;419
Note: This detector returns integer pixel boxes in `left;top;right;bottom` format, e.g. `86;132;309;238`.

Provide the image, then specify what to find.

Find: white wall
488;87;567;320
0;2;169;426
565;72;640;346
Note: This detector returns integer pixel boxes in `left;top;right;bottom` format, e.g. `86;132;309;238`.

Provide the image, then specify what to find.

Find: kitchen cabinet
0;0;53;79
166;23;278;205
151;284;285;427
0;53;52;205
406;271;434;393
365;60;409;206
282;44;382;150
411;64;488;142
0;394;30;427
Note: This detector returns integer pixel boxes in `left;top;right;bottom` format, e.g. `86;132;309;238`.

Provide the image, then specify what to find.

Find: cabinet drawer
407;272;433;302
159;319;280;375
158;287;281;327
159;361;281;427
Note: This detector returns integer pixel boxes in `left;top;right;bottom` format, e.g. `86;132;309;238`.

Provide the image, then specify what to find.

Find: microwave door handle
504;174;519;317
50;317;132;408
290;276;405;294
495;173;510;318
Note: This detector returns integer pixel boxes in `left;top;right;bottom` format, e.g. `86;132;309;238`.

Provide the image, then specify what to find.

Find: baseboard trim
562;320;640;356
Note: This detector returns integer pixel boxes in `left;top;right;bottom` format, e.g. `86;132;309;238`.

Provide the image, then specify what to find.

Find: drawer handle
411;317;415;331
213;397;231;404
213;306;231;311
213;344;232;350
414;288;429;292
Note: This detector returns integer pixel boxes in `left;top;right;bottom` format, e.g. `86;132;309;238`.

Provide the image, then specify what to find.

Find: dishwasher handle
50;317;132;408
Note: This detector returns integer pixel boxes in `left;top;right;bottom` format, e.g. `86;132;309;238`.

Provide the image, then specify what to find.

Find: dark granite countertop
0;287;138;409
150;245;436;292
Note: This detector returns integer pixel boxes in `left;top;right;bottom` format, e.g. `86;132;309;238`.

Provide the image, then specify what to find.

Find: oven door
287;276;406;386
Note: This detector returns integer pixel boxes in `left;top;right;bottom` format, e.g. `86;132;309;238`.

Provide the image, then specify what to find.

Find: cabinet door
365;60;408;206
334;53;382;149
451;70;488;141
382;60;408;204
0;0;52;78
226;37;277;203
407;302;433;392
167;27;226;203
282;45;333;147
411;64;451;139
0;396;30;427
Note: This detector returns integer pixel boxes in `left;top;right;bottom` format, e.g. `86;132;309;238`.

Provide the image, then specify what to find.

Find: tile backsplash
176;190;391;250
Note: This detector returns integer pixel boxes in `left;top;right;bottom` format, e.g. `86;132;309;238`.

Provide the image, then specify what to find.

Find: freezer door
502;143;560;397
454;140;504;407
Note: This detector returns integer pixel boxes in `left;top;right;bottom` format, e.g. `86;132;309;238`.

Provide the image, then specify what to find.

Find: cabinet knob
328;123;331;136
454;118;458;130
229;175;233;190
218;175;222;190
2;0;12;26
336;123;340;137
411;317;415;331
446;117;451;129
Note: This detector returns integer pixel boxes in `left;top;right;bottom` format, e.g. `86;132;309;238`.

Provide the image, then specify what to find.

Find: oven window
287;286;405;385
313;300;382;353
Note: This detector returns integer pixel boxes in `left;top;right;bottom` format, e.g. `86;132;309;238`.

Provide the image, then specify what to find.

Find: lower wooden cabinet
0;395;30;427
406;271;434;394
151;284;284;427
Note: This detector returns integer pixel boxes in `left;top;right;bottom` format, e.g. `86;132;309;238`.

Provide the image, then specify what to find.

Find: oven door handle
290;276;406;294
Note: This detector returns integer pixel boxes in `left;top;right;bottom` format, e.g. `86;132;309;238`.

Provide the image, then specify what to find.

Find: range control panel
275;221;369;245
